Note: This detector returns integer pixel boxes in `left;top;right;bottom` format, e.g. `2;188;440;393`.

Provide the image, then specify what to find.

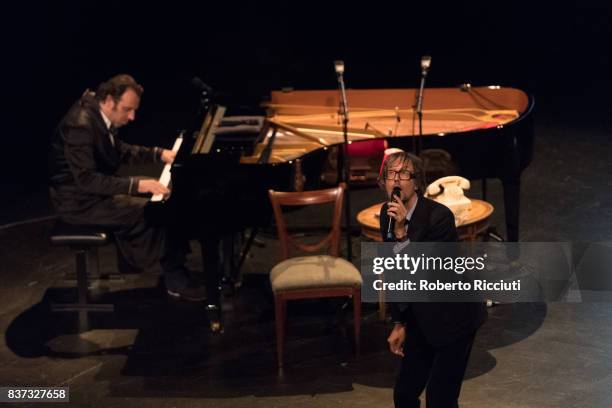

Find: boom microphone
420;55;432;76
191;76;212;93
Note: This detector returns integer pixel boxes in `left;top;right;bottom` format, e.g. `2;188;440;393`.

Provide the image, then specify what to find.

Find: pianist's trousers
53;192;183;275
394;325;475;408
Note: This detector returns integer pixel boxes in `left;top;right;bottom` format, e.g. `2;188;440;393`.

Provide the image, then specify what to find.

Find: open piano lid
242;86;530;164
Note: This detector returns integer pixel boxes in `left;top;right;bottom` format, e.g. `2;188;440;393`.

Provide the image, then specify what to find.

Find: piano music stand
191;105;226;154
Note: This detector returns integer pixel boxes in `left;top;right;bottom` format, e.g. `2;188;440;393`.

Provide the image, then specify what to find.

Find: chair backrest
268;183;345;260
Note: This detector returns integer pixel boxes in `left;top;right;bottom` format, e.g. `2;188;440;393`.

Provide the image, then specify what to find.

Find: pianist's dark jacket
379;195;487;347
49;92;162;216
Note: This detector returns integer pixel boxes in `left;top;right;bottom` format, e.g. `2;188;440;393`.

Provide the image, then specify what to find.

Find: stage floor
2;117;612;407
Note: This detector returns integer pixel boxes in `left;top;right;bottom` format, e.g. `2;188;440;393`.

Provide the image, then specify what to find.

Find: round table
356;199;494;242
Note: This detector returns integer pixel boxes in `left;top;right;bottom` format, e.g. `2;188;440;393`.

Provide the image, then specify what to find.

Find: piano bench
49;221;115;332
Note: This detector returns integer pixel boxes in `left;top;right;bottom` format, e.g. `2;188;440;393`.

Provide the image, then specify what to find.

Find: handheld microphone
386;187;402;240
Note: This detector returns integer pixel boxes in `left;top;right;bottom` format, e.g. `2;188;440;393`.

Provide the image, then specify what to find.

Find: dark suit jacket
379;195;487;347
49;92;161;215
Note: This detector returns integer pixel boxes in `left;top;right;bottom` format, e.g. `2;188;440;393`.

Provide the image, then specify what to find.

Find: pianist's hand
137;179;170;195
161;149;176;164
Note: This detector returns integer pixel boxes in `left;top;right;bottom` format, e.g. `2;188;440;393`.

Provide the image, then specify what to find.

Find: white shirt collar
406;195;418;222
99;109;115;147
99;109;112;130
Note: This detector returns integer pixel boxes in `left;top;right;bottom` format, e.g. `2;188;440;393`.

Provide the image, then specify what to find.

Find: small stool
50;221;114;331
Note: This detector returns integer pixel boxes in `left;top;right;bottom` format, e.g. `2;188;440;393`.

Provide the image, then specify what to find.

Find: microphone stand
336;69;353;261
414;67;428;156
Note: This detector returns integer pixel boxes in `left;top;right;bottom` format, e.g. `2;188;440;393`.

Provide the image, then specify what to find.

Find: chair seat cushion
270;255;362;292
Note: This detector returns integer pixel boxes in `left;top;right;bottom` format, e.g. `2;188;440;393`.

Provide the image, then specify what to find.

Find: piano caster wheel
210;321;222;333
206;304;223;333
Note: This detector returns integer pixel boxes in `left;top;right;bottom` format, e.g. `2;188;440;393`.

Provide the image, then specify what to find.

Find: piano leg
237;228;259;278
200;233;223;332
222;234;233;290
501;177;521;242
200;234;222;306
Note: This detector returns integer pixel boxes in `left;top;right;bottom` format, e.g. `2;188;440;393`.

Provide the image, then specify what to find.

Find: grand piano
150;85;533;260
252;85;534;241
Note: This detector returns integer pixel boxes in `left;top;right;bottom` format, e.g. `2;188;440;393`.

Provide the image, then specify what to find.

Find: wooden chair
268;183;362;369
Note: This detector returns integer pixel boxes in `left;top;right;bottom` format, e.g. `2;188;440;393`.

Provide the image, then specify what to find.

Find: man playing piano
379;151;486;408
49;74;206;301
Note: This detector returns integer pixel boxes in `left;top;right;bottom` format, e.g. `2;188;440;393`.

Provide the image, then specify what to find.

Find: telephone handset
426;176;470;197
425;176;472;225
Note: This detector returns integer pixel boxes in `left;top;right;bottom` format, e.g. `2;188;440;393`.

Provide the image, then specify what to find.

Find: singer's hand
387;194;408;235
387;323;406;357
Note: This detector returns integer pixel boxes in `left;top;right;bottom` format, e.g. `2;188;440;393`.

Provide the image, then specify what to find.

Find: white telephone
425;176;472;225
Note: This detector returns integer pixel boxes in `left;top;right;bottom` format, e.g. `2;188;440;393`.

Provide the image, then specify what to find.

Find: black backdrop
4;0;612;194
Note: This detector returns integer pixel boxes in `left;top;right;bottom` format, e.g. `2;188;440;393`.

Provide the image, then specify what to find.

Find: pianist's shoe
166;281;207;302
164;271;207;302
